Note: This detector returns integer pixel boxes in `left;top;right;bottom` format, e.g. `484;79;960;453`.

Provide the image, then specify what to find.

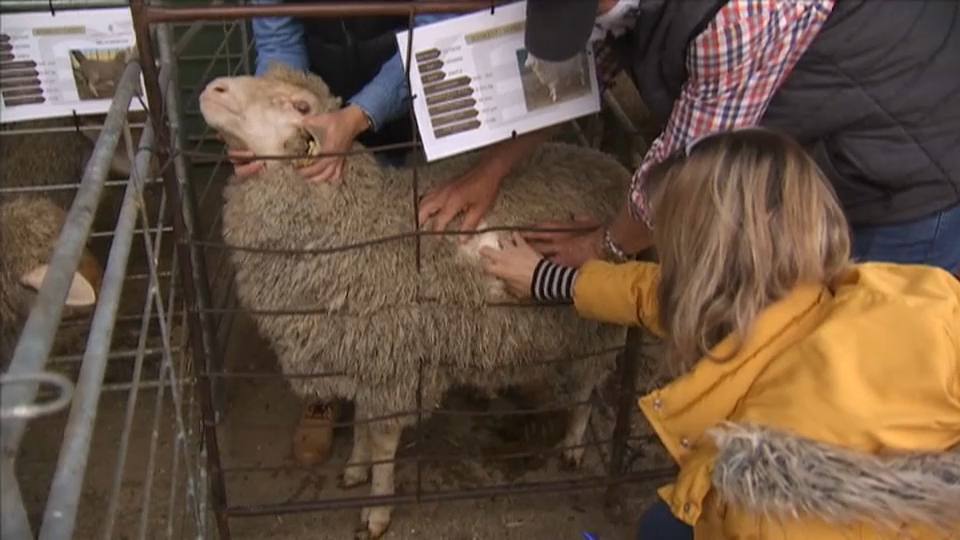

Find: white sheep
524;53;587;103
198;63;629;539
0;195;102;370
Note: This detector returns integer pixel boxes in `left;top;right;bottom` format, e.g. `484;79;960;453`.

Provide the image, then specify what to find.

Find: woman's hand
227;148;265;180
296;105;370;184
418;166;504;240
479;232;544;299
216;132;264;180
522;214;604;268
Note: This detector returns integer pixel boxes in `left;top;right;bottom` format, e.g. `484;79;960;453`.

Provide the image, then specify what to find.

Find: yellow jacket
573;261;960;539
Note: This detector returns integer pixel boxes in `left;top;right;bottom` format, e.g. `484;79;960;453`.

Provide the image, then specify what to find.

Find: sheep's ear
20;265;98;308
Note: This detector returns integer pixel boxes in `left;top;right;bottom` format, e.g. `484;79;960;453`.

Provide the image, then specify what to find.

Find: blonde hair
643;128;851;375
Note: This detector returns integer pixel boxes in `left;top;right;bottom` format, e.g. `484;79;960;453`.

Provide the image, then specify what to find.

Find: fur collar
709;423;960;534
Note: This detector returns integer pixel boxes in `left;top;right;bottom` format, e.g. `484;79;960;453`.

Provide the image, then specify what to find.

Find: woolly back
0;196;68;364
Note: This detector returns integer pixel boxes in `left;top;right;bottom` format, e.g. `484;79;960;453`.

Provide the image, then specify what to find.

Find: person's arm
531;258;663;333
348;13;459;132
619;1;834;232
249;0;310;76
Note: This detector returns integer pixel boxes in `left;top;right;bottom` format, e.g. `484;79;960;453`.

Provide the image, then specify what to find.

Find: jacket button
653;398;663;410
680;438;690;449
683;503;692;513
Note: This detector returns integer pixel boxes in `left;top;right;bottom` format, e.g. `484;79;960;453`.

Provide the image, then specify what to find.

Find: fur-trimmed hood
709;423;960;534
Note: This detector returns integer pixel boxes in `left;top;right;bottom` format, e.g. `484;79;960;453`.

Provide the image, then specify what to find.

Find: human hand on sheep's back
294;105;371;184
418;166;502;239
523;214;604;268
479;232;542;299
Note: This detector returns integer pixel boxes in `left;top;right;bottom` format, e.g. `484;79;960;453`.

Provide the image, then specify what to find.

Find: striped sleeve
531;259;579;303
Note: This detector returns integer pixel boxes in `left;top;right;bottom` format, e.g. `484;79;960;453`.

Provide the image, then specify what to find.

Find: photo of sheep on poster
69;45;138;101
515;48;591;112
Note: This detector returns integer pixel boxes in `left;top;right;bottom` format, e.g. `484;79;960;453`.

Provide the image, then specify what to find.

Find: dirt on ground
16;302;669;540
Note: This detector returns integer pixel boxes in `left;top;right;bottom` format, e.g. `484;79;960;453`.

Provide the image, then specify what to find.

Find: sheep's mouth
291;129;323;167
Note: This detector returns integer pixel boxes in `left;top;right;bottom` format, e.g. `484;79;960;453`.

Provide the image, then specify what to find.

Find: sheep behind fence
198;64;632;538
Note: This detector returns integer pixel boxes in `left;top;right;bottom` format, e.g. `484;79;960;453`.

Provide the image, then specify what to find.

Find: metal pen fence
2;1;672;538
0;2;210;538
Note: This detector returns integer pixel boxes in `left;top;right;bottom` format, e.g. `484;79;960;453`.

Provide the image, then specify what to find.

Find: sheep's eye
292;100;311;114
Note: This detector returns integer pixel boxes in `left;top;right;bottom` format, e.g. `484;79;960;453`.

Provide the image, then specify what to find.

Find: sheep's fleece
218;65;630;424
0;196;96;368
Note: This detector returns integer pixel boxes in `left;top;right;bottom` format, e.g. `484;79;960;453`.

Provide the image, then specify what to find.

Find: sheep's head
199;63;342;164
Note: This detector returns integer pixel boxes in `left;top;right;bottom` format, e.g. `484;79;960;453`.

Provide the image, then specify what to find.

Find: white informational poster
396;1;601;162
0;7;146;124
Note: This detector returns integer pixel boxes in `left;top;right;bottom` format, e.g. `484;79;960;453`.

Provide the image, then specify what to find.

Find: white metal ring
0;371;75;421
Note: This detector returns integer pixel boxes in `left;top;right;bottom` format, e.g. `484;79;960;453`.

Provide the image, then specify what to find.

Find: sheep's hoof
355;507;391;539
560;446;585;470
339;466;370;489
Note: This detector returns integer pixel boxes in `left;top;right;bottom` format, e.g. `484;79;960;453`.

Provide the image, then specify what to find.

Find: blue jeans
636;501;694;540
851;204;960;273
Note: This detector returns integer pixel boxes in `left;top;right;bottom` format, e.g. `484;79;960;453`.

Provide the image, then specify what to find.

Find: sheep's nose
208;80;229;94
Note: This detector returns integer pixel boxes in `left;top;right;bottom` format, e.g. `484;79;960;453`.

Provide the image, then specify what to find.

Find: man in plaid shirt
419;0;960;274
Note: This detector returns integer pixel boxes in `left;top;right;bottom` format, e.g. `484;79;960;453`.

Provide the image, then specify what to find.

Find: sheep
524;53;587;103
0;195;103;372
198;63;630;539
0;114;160;234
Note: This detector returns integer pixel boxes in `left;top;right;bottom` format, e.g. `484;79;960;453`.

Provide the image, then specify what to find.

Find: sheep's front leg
356;423;402;540
340;416;370;489
559;369;600;469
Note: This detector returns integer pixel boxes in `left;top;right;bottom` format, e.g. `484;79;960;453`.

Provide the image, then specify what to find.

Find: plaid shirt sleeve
628;0;836;225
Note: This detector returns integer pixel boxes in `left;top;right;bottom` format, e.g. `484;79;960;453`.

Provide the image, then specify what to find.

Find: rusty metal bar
226;468;677;517
144;1;509;23
604;326;644;512
129;2;231;539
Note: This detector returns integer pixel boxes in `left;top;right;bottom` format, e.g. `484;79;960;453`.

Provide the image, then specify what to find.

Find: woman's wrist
530;258;578;303
603;203;655;259
342;104;373;138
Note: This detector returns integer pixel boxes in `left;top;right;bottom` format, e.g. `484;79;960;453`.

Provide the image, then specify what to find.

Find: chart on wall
0;7;146;125
396;0;601;162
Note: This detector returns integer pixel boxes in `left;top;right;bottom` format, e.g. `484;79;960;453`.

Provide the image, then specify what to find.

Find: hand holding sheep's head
198;63;342;166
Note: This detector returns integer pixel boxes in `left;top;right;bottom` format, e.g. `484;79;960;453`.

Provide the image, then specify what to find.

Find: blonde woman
480;129;960;540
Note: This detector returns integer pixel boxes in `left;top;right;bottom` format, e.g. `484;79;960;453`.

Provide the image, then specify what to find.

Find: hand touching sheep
226;104;371;183
479;232;543;299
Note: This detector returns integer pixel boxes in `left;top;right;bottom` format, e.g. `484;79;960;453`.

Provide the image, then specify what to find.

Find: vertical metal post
129;2;232;539
1;458;32;540
604;326;642;513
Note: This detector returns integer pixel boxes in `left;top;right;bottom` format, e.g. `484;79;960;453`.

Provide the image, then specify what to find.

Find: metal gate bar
0;64;142;540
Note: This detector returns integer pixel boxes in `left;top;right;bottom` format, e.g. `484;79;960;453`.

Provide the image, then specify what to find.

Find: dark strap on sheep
531;259;578;303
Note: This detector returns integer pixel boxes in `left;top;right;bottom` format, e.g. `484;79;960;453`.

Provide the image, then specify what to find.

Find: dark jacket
626;0;960;226
294;3;412;159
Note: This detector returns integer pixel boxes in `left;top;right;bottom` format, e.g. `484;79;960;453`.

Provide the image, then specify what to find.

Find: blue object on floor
582;533;598;540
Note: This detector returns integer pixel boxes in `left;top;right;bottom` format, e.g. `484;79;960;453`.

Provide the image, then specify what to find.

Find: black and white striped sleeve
530;259;579;303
